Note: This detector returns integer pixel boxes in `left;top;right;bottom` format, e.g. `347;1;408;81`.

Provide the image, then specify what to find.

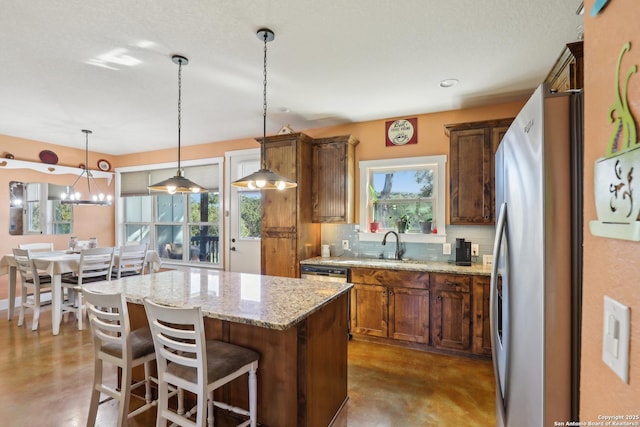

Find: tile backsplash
320;224;495;263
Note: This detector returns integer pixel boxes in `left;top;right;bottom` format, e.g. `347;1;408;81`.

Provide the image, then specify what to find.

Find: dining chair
17;242;55;282
83;289;157;427
18;242;54;252
61;247;115;330
112;243;148;279
143;298;259;427
12;248;53;331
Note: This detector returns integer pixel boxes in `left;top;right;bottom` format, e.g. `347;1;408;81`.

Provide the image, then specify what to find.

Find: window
118;158;223;266
359;155;446;243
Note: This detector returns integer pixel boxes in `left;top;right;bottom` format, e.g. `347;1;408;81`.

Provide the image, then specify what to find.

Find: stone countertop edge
83;269;353;331
301;256;493;276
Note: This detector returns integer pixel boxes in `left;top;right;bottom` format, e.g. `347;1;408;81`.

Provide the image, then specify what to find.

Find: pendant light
60;129;113;206
232;28;297;190
148;55;207;194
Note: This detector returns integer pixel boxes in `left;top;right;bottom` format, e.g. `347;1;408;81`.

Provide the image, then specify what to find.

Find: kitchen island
83;268;352;427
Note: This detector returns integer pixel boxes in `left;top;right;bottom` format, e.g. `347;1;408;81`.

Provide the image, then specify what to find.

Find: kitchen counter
301;256;493;276
83;269;352;330
84;268;351;427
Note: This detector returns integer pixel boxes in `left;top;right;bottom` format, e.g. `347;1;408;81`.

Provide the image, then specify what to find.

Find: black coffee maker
453;238;472;266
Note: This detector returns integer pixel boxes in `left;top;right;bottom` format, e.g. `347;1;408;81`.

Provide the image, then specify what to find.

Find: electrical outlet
443;243;451;255
342;240;350;250
471;243;479;257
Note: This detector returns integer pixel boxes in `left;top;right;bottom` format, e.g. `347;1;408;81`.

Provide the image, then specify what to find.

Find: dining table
0;249;161;335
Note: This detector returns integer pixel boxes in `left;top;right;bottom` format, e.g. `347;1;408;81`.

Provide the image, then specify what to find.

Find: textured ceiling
0;0;584;155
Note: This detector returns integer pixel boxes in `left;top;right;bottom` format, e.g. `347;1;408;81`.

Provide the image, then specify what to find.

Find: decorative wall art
385;118;417;146
590;42;640;240
590;0;612;16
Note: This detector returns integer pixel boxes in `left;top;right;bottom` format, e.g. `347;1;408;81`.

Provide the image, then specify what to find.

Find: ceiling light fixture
148;55;207;194
232;28;297;190
439;78;459;88
60;129;113;206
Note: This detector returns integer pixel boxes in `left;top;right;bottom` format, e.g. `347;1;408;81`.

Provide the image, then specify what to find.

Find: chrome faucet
382;231;405;260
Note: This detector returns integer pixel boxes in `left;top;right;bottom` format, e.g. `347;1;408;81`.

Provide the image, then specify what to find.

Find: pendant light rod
231;28;297;190
148;54;207;194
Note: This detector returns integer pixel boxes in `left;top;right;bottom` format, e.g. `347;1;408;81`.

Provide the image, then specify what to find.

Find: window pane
125;196;151;222
239;191;261;239
156;225;184;260
189;192;219;223
156;194;184;222
125;224;150;244
53;202;72;222
189;226;219;263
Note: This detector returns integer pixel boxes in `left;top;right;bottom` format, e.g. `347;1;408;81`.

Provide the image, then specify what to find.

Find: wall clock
385;118;418;146
97;159;111;171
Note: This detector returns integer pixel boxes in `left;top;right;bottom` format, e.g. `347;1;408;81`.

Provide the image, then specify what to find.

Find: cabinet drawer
351;267;429;289
431;273;470;293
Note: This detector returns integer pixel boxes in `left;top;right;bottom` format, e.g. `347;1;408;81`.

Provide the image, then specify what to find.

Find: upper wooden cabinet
545;41;584;93
311;135;359;223
445;118;513;225
261;132;320;278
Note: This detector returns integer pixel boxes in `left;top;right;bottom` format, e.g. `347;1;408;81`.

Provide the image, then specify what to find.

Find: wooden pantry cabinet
545;41;583;93
350;267;430;344
445;118;513;225
261;132;320;278
311;135;359;223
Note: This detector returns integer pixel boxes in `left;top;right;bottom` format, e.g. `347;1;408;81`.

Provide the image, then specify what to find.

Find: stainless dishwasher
300;264;349;283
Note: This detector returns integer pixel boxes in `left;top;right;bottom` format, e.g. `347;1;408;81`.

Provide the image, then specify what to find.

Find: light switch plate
471;243;479;256
602;296;630;383
443;243;451;255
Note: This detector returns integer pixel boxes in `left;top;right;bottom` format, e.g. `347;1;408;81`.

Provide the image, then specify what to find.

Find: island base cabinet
128;293;349;427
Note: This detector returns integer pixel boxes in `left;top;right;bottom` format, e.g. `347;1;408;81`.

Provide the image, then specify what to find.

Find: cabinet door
262;137;298;231
312;141;348;222
350;283;388;338
472;276;492;355
261;231;297;278
431;274;471;351
449;128;492;224
388;287;429;343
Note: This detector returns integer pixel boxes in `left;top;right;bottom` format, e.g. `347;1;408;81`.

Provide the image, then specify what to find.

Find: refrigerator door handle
491;201;508;421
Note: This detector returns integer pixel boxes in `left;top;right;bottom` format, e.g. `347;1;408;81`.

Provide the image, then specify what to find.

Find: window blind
120;164;219;196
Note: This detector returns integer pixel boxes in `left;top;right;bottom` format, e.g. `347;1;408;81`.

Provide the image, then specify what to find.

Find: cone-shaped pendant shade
147;169;206;194
232;28;297;190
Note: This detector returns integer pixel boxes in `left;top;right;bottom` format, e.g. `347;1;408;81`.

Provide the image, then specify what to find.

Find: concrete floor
0;310;495;426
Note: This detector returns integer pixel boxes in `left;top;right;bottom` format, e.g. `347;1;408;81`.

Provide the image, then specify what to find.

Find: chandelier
61;129;112;206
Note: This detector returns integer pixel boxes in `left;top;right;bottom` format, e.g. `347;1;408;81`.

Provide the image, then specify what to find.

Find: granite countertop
82;269;352;331
301;256;493;276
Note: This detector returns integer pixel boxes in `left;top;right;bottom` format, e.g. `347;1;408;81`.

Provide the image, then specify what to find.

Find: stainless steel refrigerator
491;84;583;426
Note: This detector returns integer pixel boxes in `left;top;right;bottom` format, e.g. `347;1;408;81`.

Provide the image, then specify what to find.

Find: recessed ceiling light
439;79;459;88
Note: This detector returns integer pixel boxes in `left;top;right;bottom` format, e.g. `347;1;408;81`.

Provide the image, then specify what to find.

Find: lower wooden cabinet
350;267;491;358
472;275;492;356
350;268;430;344
431;273;471;352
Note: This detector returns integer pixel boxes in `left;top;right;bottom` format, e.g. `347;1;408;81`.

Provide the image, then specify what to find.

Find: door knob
231;247;236;251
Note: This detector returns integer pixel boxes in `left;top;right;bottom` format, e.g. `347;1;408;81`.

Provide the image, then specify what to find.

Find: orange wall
0;101;524;300
581;0;639;417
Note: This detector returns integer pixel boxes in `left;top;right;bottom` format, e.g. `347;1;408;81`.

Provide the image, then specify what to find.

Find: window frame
115;157;224;267
359;155;447;243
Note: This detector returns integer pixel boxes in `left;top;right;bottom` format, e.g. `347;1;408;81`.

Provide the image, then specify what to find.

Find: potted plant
418;214;433;234
395;214;411;233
